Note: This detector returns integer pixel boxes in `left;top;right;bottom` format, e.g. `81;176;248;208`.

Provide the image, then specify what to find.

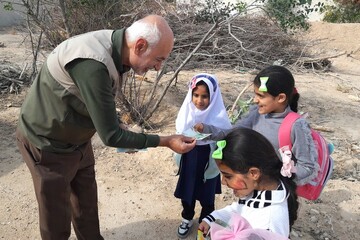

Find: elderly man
16;15;195;240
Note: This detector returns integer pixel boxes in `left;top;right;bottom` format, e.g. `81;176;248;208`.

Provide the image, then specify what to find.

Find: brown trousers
16;129;104;240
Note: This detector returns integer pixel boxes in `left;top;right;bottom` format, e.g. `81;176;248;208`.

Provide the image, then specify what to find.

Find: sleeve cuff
144;134;160;148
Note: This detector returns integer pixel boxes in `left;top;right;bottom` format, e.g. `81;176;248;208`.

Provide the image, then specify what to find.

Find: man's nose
154;62;162;71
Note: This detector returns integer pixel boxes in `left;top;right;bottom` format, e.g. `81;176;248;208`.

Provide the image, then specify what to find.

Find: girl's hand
198;221;210;235
193;123;204;133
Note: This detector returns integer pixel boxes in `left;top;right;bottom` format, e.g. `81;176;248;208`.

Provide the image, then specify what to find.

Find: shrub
322;0;360;23
264;0;325;31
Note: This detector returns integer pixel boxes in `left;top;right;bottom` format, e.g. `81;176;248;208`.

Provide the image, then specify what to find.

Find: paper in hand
116;148;147;153
183;128;211;140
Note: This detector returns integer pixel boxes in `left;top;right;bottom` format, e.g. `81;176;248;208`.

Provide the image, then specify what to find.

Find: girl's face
253;86;286;114
216;161;256;198
192;85;210;110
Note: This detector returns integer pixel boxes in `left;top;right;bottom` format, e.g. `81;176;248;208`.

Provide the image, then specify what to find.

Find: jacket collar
112;28;130;74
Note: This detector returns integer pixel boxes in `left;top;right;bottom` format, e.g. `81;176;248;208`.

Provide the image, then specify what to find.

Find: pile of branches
166;14;304;72
0;60;30;94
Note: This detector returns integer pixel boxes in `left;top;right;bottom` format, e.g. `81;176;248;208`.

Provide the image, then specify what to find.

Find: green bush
195;0;238;23
195;0;325;31
322;0;360;23
264;0;325;31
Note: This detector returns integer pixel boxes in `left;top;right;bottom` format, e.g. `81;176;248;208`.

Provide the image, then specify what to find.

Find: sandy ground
1;22;360;240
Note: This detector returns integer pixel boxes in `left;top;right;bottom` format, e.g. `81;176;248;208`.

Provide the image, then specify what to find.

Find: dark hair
220;128;299;228
192;80;210;96
253;65;300;112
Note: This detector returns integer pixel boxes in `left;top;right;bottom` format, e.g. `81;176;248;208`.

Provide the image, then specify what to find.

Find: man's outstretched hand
159;135;196;154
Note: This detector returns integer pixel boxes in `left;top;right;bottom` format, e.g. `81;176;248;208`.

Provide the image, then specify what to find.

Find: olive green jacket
18;29;159;152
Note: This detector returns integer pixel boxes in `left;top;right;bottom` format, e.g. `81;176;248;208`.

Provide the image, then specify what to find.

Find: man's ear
248;167;261;181
134;38;148;55
277;93;287;104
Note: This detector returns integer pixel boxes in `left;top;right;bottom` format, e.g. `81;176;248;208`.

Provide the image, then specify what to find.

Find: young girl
174;73;232;238
195;65;319;186
198;128;299;238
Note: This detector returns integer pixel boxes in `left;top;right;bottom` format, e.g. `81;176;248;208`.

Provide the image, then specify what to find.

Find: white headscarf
176;73;232;145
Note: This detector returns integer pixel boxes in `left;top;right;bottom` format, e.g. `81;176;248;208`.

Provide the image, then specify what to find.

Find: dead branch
301;52;347;62
0;62;29;94
311;125;335;133
229;82;253;114
293;52;347;71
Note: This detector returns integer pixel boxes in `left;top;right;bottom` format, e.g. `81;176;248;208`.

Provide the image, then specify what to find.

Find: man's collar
112;28;130;74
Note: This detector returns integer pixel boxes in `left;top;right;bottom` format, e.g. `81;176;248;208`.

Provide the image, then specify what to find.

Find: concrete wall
176;0;333;22
0;1;25;27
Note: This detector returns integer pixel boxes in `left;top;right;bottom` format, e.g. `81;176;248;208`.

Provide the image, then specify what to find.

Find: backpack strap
278;112;302;149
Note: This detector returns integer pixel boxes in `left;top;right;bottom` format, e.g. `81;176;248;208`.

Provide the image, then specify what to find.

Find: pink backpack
278;112;334;200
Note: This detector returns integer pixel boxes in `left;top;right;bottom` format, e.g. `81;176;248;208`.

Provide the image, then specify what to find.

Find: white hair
126;19;161;48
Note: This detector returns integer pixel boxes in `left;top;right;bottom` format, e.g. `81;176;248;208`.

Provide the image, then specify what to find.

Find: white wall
176;0;333;22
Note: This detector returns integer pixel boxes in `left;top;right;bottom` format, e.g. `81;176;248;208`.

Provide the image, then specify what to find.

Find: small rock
310;216;318;222
310;208;320;214
291;230;299;237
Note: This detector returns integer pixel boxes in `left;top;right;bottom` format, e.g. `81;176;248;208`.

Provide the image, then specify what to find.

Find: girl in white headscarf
174;73;231;239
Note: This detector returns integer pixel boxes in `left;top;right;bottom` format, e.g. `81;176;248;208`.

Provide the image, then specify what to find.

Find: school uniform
203;181;290;237
174;73;231;223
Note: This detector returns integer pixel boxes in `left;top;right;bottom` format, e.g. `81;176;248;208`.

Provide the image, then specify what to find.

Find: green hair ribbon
212;140;226;159
259;77;269;92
